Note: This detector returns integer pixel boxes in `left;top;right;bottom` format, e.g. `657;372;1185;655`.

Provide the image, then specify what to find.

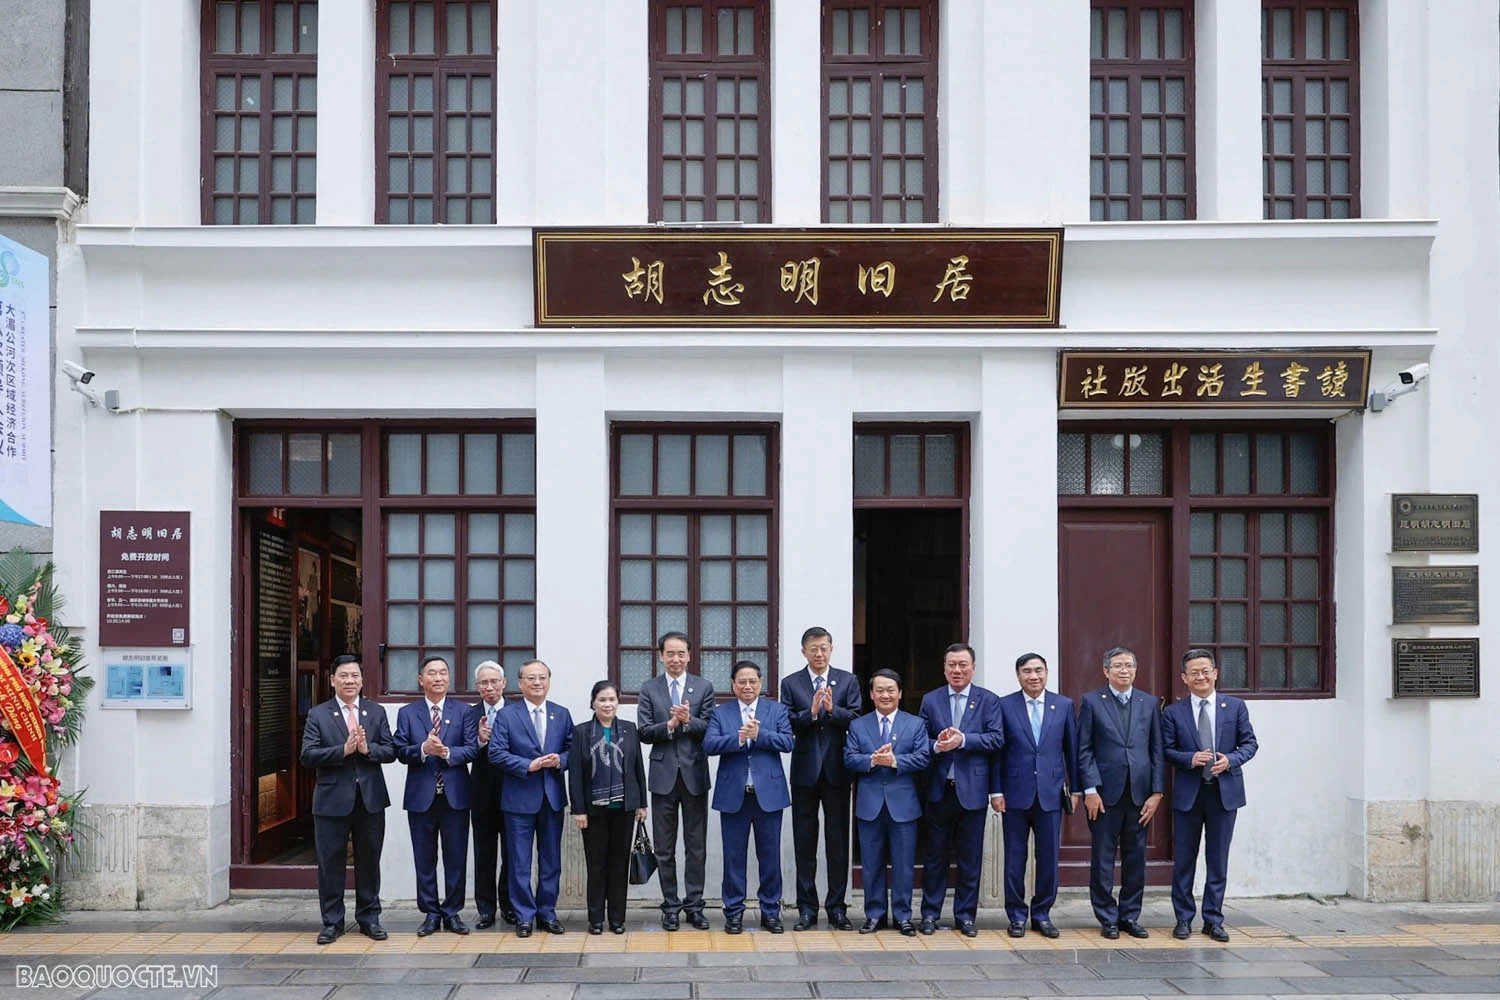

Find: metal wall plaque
1058;350;1371;408
534;227;1063;327
1392;638;1480;698
1391;494;1479;552
1392;566;1479;625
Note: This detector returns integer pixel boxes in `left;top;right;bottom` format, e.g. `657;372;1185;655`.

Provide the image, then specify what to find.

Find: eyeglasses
1107;662;1137;671
1184;670;1216;679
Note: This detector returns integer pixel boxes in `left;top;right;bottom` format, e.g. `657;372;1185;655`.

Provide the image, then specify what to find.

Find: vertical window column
315;0;377;223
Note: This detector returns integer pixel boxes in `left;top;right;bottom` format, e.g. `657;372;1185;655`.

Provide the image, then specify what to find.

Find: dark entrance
241;508;364;869
1057;509;1173;886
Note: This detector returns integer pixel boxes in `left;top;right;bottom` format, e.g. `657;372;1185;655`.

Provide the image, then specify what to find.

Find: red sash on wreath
0;645;47;775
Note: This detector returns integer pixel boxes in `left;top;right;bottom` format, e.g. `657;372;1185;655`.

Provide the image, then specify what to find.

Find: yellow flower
15;651;35;668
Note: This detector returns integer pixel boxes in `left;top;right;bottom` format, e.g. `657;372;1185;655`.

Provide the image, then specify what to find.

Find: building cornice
0;186;83;221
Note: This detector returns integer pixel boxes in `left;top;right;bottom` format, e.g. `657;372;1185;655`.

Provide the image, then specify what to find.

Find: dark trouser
504;806;564;925
920;783;986;924
651;773;708;916
858;806;917;924
719;790;784;920
790;776;851;919
1001;802;1063;924
1171;785;1238;927
581;807;634;926
1089;790;1147;926
471;797;513;919
408;796;469;917
314;797;384;929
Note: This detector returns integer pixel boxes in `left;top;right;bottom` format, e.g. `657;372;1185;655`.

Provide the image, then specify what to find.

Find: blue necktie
880;714;891;748
1029;698;1043;743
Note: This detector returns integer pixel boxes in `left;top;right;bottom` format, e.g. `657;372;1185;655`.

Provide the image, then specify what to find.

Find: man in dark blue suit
1163;648;1258;943
780;626;862;931
917;643;1004;937
300;655;396;945
395;656;479;936
1077;645;1164;940
703;660;794;935
844;669;929;936
489;659;573;937
991;652;1078;939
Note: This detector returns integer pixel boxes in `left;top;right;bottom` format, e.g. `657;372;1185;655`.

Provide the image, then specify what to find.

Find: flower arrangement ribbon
0;644;46;776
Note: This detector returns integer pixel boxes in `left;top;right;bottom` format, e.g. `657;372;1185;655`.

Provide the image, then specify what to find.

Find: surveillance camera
60;361;95;385
1397;363;1430;386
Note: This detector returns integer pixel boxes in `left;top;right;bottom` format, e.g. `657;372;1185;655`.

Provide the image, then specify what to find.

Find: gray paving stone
1411;960;1500;976
362;955;480;968
1093;961;1212;979
814;983;935;998
860;964;986;982
83;991;217;1000
524;966;640;983
756;964;867;982
1336;947;1469;961
1226;947;1354;961
290;968;410;984
452;986;575;1000
327;986;451;1000
1128;948;1243;963
209;967;300;986
1204;961;1328;978
642;964;748;983
1281;980;1426;994
1164;978;1296;995
251;955;365;968
1311;960;1448;978
1392;981;1500;996
201;989;335;1000
832;951;917;965
693;952;804;966
525;985;683;999
984;962;1103;980
1035;981;1175;997
910;949;1022;965
400;967;525;984
582;952;693;967
699;984;813;999
474;953;582;967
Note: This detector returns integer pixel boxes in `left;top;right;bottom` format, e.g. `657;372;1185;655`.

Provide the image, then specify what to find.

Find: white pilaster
770;0;822;224
315;0;376;225
1196;0;1263;220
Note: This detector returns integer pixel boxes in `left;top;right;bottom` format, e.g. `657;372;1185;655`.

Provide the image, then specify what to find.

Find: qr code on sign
172;629;185;643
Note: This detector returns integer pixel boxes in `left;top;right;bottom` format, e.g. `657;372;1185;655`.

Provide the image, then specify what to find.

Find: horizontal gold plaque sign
1059;351;1371;408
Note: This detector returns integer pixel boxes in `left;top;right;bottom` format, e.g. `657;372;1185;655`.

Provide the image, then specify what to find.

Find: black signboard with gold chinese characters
533;228;1063;327
1058;351;1371;408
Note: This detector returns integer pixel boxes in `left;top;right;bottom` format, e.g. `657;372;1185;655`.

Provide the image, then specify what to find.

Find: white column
496;0;538;223
1359;0;1429;219
86;0;145;223
533;354;607;711
316;0;376;224
138;0;200;225
970;350;1056;694
601;0;649;222
940;0;985;224
779;354;853;666
770;0;821;224
979;0;1090;224
1195;0;1263;220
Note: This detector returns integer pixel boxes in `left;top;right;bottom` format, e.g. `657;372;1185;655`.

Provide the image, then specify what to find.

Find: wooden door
1057;509;1174;885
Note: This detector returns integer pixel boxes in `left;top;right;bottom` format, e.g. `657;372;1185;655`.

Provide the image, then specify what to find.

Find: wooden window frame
1089;0;1196;221
648;1;773;222
374;0;497;224
852;423;969;506
1262;0;1360;219
233;419;535;698
1058;422;1336;698
609;422;780;700
200;0;319;225
821;0;940;223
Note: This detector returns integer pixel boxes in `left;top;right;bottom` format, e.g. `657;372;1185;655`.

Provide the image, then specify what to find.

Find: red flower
0;598;9;617
30;616;45;632
0;744;16;766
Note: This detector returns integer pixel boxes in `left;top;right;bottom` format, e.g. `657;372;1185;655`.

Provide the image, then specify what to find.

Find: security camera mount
1368;366;1430;413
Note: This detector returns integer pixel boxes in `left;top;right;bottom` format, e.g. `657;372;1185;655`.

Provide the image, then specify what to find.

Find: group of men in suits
300;655;575;943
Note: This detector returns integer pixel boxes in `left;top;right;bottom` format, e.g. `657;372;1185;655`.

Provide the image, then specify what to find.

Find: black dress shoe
792;913;816;931
315;924;344;945
588;922;603;935
502;909;520;925
444;916;470;935
359;922;388;941
416;915;442;937
540;918;565;935
957;920;978;938
858;917;887;934
1100;923;1120;939
687;911;710;930
760;915;784;934
1172;920;1192;940
898;919;917;937
515;922;533;938
1204;923;1230;942
829;911;854;931
1031;918;1060;939
724;914;743;934
475;914;496;930
661;912;680;931
1007;921;1026;938
1120;919;1150;939
918;916;937;935
610;923;626;935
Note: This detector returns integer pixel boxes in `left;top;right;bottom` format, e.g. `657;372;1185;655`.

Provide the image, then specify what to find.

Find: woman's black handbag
628;818;658;885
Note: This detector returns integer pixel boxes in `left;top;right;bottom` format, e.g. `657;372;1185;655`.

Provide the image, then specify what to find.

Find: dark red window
1090;1;1195;220
1263;1;1359;218
822;1;938;223
853;427;964;500
611;426;777;696
376;1;496;224
1058;425;1334;695
650;1;771;222
202;0;318;224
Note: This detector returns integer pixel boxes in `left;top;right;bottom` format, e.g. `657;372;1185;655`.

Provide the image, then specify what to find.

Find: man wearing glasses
1162;649;1257;943
1076;646;1164;940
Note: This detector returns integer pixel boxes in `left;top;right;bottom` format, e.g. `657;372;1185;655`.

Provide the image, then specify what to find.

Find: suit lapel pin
1220;701;1227;709
1049;704;1055;710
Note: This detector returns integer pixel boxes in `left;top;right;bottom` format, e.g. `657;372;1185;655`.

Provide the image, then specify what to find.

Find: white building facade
56;0;1499;910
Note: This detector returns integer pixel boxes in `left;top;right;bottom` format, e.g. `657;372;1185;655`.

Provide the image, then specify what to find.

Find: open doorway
243;508;364;867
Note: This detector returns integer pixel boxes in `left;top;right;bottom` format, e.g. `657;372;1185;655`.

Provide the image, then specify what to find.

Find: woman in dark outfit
568;680;648;934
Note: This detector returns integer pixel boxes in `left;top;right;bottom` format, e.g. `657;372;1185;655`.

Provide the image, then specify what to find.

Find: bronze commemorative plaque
1392;638;1480;698
1391;566;1479;625
1391;494;1478;552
